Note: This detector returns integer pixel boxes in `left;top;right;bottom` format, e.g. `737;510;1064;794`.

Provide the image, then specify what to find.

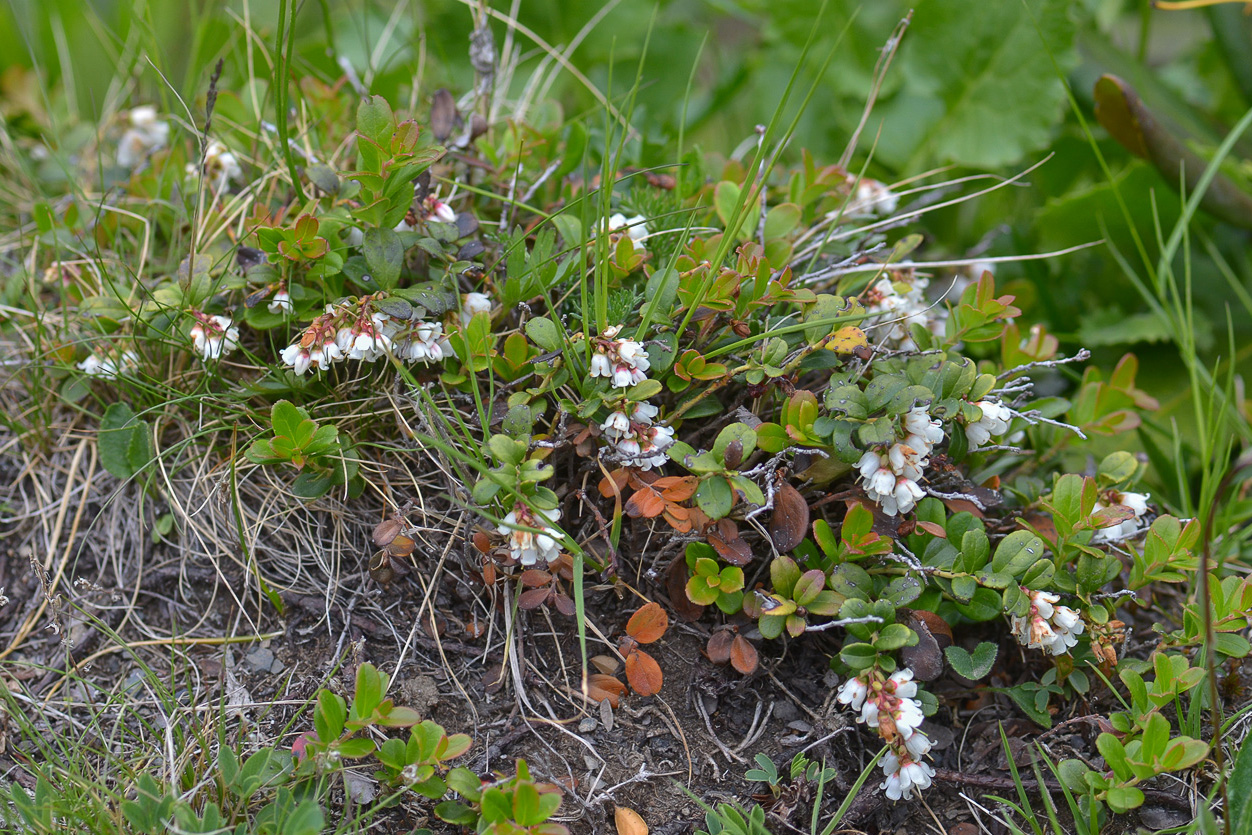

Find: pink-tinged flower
837;676;869;711
880;751;935;801
888;442;926;483
394;321;446;363
189;314;239;360
1011;588;1084;656
422;195;457;224
268;290;293;315
186;141;242;193
601;410;632;441
590;327;650;388
965;399;1012;448
498;505;563;567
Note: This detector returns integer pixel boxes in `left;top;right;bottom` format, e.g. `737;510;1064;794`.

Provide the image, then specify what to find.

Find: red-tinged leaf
473;530;492;553
706;630;734;664
625;649;663;696
730;635;759;675
291;730;316;762
520;569;552;587
666;557;705;622
519;588;551;610
916;521;947;538
770;483;809;553
626;602;668;644
625;487;666;518
939;497;985;518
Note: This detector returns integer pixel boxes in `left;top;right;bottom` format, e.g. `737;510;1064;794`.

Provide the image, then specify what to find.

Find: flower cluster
602;212;649;252
837;669;935;801
861;271;935;351
965;399;1013;449
78;347;139;379
189;313;240;361
590;325;650;387
856;406;944;516
280;300;450;375
1092;490;1151;543
117;106;170;169
1011;588;1085;656
601;401;675;470
498;503;562;567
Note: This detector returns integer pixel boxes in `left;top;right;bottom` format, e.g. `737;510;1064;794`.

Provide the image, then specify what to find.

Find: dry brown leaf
625;602;668;644
706;630;734;664
769;482;809;553
591;654;620;675
615;806;648;835
730;635;759;675
625;649;663;696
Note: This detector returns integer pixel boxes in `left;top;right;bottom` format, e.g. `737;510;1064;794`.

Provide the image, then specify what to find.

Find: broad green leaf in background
876;0;1076;170
99;403;152;480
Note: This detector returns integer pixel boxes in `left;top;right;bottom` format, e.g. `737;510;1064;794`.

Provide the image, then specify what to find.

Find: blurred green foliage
3;0;1250;432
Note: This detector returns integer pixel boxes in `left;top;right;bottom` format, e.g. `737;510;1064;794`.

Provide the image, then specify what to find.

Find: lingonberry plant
19;22;1245;827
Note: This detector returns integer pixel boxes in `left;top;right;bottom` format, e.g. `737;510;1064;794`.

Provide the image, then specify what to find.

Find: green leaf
880;0;1075;169
99;403;152;480
991;530;1045;578
954;587;1003;622
874;623;917;652
363;228;403;290
840;642;878;670
525;317;562;352
356;95;394;147
944;642;997;679
1104;786;1145;814
696;476;734;520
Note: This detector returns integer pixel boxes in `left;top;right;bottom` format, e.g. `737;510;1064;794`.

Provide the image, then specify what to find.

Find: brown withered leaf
900;609;953;681
554;593;576;616
615;806;648;835
430;88;458;140
472;530;492;553
770;483;809;553
706;630;734;664
915;521;946;538
709;519;753;566
518;588;551;610
625;486;666;518
626;602;668;644
666;557;704;622
722;439;744;469
625;649;663;696
372;518;404;547
520;569;552;587
662;504;692;533
657;476;699;502
599;468;630;499
588;673;626;708
591;655;620;675
730;635;759;675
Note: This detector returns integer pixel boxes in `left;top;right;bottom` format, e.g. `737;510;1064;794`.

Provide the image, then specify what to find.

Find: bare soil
0;438;1214;834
